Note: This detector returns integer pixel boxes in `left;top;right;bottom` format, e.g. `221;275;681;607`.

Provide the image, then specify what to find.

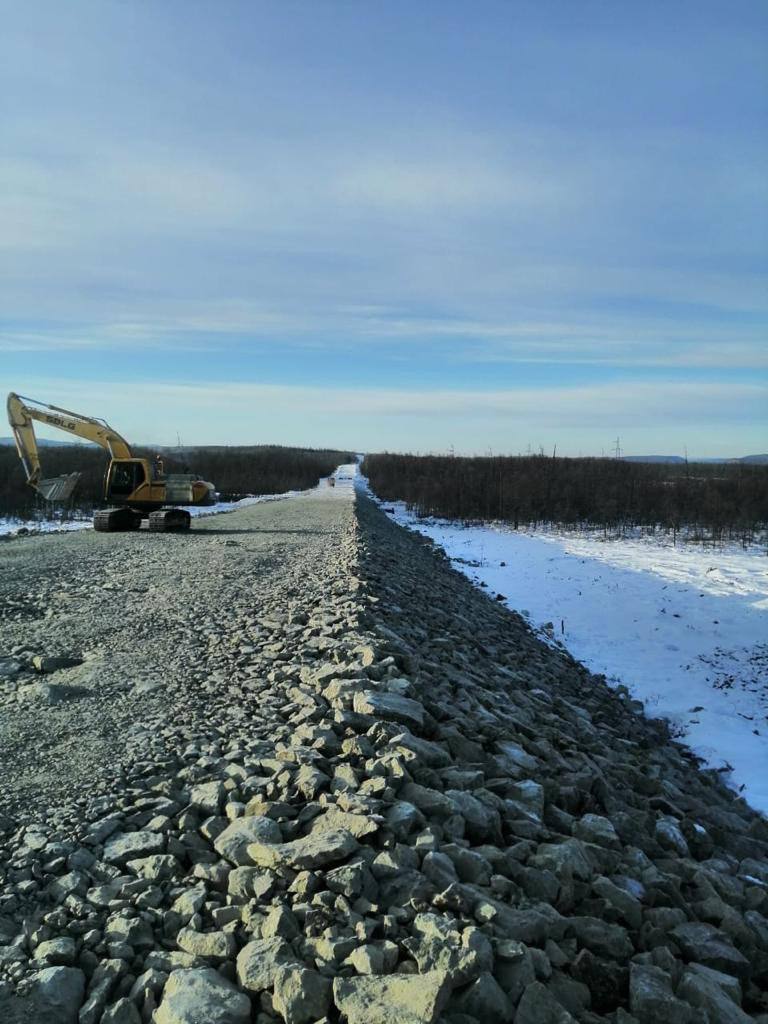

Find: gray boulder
236;937;299;992
27;966;85;1023
154;968;251;1024
516;981;575;1023
103;831;165;865
214;815;282;865
353;690;425;729
629;964;696;1024
101;998;142;1024
678;966;751;1023
273;965;331;1024
670;922;752;978
332;970;451;1024
453;971;513;1022
247;827;358;870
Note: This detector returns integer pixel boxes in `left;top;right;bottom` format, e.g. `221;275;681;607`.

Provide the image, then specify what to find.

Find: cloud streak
11;376;765;456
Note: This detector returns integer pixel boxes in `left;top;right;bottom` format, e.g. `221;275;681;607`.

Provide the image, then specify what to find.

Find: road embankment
0;486;766;1022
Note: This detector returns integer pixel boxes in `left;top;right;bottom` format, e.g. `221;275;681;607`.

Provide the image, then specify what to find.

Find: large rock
332;971;451;1024
353;690;425;730
495;740;538;773
126;854;181;881
247;828;358;870
214;815;282;865
309;808;379;839
389;731;451;767
101;999;141;1024
0;657;22;678
386;801;426;839
176;928;236;959
574;814;620;848
670;922;752;978
452;972;513;1022
678;967;751;1023
515;981;575;1023
33;937;76;965
228;866;275;900
273;965;331;1024
444;790;498;840
189;781;226;815
79;959;125;1024
655;816;690;857
481;900;566;945
405;914;490;985
399;782;455;818
505;779;545;821
155;968;251;1024
32;654;82;673
26;966;85;1023
531;840;593;881
103;831;165;865
568;917;634;960
629;964;696;1024
236;938;299;992
592;875;642;930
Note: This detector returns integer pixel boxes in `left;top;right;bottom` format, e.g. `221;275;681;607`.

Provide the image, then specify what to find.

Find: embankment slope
0;487;765;1022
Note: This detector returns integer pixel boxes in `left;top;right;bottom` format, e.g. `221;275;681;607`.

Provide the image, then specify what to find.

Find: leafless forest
0;444;352;517
364;453;768;543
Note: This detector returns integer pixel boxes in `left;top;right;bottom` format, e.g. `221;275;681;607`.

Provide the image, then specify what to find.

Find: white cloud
10;376;765;454
334;159;562;210
2;308;765;372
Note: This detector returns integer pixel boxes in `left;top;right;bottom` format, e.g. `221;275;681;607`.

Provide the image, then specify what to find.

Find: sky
1;1;766;456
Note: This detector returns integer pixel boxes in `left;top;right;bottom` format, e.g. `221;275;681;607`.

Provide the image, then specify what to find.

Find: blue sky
2;1;766;455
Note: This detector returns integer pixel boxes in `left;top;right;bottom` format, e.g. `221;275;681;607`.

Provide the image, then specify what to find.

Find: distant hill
622;455;685;464
0;436;86;448
623;454;768;465
2;436;765;464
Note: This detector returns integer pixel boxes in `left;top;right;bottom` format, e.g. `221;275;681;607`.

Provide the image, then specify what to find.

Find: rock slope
1;488;767;1023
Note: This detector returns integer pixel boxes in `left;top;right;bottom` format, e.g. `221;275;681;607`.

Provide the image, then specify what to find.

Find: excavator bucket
37;472;81;503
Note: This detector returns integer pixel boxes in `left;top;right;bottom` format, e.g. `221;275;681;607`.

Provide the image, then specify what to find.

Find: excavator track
148;508;192;532
93;508;143;532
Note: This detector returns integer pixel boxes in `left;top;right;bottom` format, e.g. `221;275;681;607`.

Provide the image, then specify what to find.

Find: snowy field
374;495;768;815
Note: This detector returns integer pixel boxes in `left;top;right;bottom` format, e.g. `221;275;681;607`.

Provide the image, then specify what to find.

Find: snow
0;515;92;536
371;493;768;815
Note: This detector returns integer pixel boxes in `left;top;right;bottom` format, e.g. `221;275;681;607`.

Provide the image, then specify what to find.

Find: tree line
0;444;351;518
363;453;768;543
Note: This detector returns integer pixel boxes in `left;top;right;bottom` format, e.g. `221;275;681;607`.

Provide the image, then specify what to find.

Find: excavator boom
7;392;135;503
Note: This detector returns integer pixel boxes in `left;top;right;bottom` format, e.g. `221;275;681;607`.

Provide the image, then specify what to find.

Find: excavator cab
106;459;147;499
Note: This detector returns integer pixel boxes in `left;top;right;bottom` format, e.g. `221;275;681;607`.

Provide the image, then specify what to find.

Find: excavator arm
7;392;134;502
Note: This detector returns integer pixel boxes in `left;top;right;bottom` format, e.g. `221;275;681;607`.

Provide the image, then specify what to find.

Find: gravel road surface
0;483;353;824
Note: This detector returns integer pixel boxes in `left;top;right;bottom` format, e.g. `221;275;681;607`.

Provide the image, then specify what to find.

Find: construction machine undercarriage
93;507;192;532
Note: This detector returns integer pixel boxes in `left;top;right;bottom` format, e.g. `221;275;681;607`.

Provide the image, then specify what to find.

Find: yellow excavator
7;392;216;532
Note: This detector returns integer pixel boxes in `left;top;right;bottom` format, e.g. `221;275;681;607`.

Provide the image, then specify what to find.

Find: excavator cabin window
109;461;146;497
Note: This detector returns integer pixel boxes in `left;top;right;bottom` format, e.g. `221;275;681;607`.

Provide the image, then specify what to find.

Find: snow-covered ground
371;492;768;815
0;515;93;537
